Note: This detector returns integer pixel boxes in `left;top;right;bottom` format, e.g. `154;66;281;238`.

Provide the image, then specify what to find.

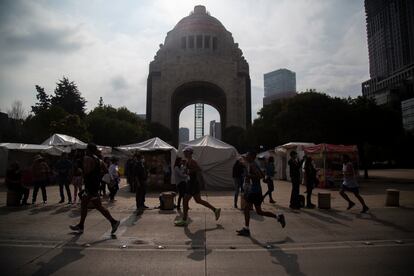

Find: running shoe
277;214;286;228
111;220;120;234
236;228;250;236
361;206;369;213
214;208;221;221
174;219;188;227
347;201;355;210
69;224;84;234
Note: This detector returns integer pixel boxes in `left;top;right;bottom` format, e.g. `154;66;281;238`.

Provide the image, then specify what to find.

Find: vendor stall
116;137;177;191
304;144;359;188
0;143;63;176
275;142;315;181
178;135;239;190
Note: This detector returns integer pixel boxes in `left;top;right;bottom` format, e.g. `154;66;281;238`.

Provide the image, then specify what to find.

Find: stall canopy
0;143;64;176
117;137;176;152
42;133;87;151
304;143;359;188
178;135;239;190
274;142;315;181
117;137;177;187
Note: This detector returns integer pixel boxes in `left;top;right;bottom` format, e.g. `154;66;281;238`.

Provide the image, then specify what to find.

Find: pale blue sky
0;0;368;138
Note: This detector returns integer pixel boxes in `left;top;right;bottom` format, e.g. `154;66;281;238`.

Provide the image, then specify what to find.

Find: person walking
135;154;149;210
262;156;276;203
55;153;73;204
31;155;50;204
236;151;285;237
69;143;120;234
6;162;30;205
339;154;369;213
174;147;221;226
174;157;188;210
232;158;245;208
72;159;83;204
288;151;303;210
108;157;120;202
303;156;317;208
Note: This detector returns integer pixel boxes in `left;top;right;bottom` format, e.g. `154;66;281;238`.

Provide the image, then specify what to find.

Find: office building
362;0;414;105
179;127;189;143
263;68;297;105
209;120;221;140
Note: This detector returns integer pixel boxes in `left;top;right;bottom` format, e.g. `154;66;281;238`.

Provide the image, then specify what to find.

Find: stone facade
146;5;251;145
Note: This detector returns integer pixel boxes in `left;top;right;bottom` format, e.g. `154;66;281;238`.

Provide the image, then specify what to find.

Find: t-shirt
248;161;262;194
342;162;358;187
174;165;188;184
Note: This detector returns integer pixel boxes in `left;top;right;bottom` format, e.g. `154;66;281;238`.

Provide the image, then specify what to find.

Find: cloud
110;75;129;91
0;0;369;132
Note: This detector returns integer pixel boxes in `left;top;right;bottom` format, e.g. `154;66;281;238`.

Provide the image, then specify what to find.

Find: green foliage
50;114;90;142
23;106;68;143
31;85;50;115
87;105;149;146
51;77;86;117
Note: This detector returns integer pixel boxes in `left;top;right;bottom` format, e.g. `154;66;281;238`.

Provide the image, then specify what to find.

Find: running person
174;147;221;226
69;143;120;234
237;151;285;237
339;154;369;213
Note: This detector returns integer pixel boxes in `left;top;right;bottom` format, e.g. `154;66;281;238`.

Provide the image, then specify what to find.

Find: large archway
171;81;226;145
146;5;251;146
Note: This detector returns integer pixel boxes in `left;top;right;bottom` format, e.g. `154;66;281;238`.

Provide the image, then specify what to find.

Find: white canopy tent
117;137;177;186
42;133;87;152
275;142;315;181
0;143;64;176
178;135;239;190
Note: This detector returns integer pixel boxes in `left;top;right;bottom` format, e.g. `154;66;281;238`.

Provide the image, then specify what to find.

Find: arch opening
171;81;226;146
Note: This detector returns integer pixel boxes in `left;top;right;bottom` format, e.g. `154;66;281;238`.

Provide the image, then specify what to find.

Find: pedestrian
288;151;303;210
236;151;285;237
6;162;30;205
69;143;120;234
174;157;188;210
339;154;369;213
262;156;276;203
135;153;149;210
31;155;50;204
55;153;73;204
108;157;120;202
174;147;221;226
303;156;317;208
72;159;83;204
232;157;245;208
125;157;134;192
100;157;111;196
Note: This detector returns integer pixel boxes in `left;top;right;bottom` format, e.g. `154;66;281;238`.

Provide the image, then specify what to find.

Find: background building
209;120;221;140
402;98;414;132
362;0;414;106
179;127;189;143
263;68;297;105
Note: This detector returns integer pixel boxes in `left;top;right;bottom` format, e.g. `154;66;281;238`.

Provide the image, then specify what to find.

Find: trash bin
386;189;399;207
160;191;175;210
318;192;331;209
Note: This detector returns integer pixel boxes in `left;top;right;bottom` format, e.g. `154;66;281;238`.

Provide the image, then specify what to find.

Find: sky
0;0;369;139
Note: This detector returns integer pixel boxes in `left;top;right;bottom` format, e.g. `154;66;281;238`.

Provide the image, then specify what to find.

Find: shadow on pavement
0;205;30;216
29;204;60;215
356;211;412;233
300;209;351;227
249;236;306;276
184;224;224;261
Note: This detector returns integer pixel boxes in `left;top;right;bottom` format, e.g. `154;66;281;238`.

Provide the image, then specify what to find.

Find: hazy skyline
0;0;369;138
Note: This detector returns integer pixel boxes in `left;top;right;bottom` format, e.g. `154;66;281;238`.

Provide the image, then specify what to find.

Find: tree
51;77;86;116
87;105;149;146
50;114;90;142
7;101;25;120
31;85;51;115
98;97;104;108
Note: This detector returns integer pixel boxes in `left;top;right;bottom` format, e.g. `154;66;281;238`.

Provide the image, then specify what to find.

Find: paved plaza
0;169;413;276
